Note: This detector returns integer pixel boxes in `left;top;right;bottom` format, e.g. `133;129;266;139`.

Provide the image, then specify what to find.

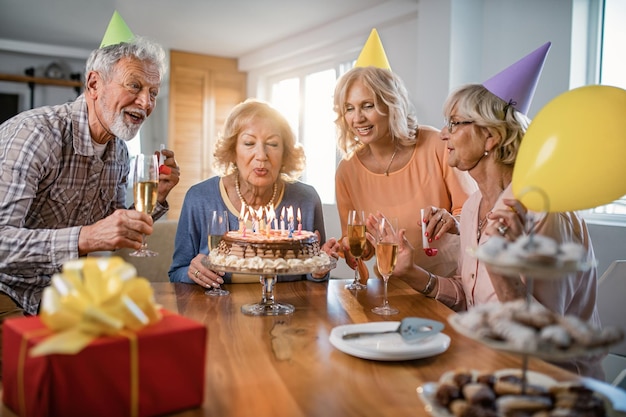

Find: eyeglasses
444;119;474;134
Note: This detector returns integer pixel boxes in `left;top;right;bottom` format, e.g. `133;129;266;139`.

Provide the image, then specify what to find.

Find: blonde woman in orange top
334;66;477;279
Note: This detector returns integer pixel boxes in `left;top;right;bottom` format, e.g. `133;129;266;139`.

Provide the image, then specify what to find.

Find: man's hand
78;209;153;255
155;148;180;203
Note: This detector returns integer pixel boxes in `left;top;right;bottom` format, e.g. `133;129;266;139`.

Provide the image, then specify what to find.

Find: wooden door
167;51;246;220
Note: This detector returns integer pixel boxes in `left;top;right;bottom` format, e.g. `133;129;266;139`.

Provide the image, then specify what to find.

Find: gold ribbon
120;330;140;417
31;256;162;356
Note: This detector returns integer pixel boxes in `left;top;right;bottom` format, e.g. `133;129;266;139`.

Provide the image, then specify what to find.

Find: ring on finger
194;270;200;278
497;225;509;236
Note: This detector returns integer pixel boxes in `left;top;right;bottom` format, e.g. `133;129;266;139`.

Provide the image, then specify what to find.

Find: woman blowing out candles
169;99;339;287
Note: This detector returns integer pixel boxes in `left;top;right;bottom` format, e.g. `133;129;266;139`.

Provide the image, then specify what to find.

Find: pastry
508;234;559;265
462;383;495;407
495;394;552;414
493;375;547;396
435;382;461;407
538;324;572;350
488;317;537;351
448;399;469;417
509;299;555;329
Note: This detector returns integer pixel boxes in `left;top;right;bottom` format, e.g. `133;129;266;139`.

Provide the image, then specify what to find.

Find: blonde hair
213;99;306;182
333;66;418;158
443;84;530;166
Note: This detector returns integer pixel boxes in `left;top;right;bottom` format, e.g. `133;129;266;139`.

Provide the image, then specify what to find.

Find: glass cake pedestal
203;256;337;316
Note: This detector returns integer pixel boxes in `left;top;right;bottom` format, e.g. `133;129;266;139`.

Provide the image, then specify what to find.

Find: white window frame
578;0;626;224
265;60;354;205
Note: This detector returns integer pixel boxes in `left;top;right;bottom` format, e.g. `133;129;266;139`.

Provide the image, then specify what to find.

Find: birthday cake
207;230;333;274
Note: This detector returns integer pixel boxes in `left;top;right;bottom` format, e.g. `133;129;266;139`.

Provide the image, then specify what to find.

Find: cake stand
203;256;337;316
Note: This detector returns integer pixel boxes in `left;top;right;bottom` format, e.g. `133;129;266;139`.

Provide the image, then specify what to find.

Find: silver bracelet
420;272;436;297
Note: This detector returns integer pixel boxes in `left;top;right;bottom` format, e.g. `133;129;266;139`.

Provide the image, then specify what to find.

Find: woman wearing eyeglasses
390;43;605;379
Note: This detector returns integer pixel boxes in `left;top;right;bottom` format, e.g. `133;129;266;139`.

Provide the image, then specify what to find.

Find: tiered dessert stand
450;235;601;393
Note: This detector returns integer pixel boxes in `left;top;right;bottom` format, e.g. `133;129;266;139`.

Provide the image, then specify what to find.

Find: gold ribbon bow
31;256;162;356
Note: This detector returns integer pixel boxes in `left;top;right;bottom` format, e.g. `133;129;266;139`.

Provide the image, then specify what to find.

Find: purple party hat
482;42;551;115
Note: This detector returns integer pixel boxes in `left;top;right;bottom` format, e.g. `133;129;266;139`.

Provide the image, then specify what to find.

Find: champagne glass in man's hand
129;153;159;257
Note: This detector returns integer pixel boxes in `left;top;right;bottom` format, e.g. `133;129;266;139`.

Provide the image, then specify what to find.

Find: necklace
384;148;398;176
477;215;489;240
476;199;490;240
235;175;277;210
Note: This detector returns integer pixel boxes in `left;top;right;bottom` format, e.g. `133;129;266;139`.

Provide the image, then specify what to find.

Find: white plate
329;321;450;361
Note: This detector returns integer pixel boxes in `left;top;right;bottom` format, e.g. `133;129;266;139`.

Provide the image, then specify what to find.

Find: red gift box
2;310;206;417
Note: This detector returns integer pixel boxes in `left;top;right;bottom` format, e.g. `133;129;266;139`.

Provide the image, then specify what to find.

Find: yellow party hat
354;28;391;70
100;11;134;48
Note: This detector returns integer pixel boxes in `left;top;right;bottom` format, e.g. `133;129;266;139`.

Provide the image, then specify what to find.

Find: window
126;131;141;157
583;0;626;222
269;62;353;204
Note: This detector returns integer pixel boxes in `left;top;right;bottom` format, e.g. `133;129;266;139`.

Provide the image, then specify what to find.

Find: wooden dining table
0;277;581;417
157;277;579;417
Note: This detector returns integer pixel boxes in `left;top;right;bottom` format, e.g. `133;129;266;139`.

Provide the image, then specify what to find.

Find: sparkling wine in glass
206;210;230;296
372;216;399;315
129;153;159;257
345;210;368;290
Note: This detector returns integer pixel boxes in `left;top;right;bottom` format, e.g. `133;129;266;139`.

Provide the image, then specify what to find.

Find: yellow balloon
512;85;626;212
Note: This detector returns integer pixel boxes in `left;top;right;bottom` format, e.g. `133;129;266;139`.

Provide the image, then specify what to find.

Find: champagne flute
372;216;399;315
129;153;159;257
345;210;368;290
206;210;230;296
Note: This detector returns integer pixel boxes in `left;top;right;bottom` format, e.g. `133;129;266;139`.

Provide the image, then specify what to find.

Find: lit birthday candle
256;207;264;234
287;206;294;238
266;208;274;237
239;203;246;232
248;206;255;233
269;206;278;232
280;207;286;235
242;211;248;237
297;207;302;235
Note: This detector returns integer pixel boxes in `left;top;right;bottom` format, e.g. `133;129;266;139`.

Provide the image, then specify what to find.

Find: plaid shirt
0;95;167;315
